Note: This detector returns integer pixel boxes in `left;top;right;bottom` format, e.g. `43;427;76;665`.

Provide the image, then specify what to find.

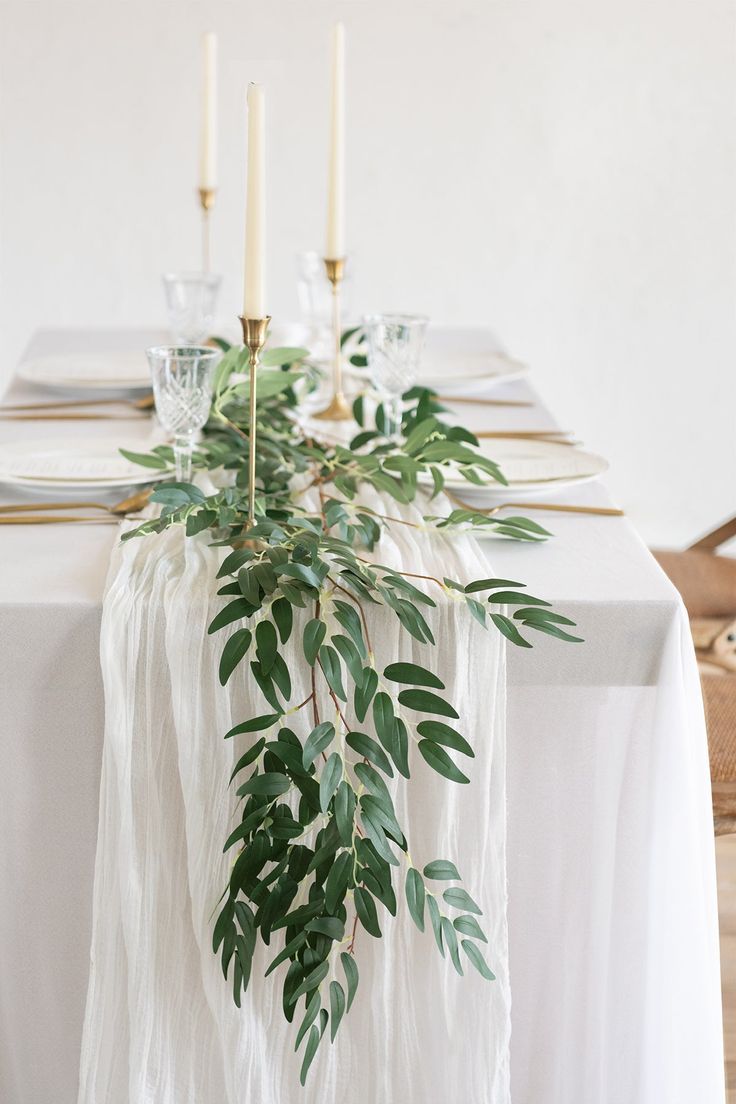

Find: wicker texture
654;524;736;833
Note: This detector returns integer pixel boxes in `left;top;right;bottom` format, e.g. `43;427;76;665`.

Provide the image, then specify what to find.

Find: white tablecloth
0;329;725;1103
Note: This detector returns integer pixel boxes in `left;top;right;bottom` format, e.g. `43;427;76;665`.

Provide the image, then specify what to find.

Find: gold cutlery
0;392;155;414
433;394;532;407
0;411;150;421
473;430;575;445
0;487;153;516
446;490;623;517
0;514;124;525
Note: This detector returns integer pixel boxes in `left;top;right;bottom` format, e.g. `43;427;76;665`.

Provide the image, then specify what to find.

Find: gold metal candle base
239;315;271;536
314;392;352;420
313;255;352;422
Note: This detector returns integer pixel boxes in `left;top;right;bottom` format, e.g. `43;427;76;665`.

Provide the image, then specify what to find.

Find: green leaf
341;952;359;1011
463;578;524;594
237;772;291;797
219;629;252;686
294;991;321;1051
302;722;336;769
372;692;395;750
319;645;347;701
289;960;330;1007
260;345;309;366
325;850;353;912
418;740;470;783
426;894;444;956
488;591;551;607
354;667;378;723
265;931;308;977
224;713;281;739
329;980;346;1042
333;601;366;657
454;914;488;943
272;597;293;644
416;720;474;758
119;447;170;470
354;886;382;937
522;621;584;644
279;562;323;589
405;868;425;932
443;886;482;915
383;662;444;689
345;731;394;776
462;939;496;980
299;1024;321;1085
319;752;343;813
305;916;345;940
441;915;464;975
332;634;363;684
303;618;326;666
423;859;461;880
398;689;459;719
228;737;266;782
334;780;356;845
208;598;252;635
490;613;532;648
255;620;278;675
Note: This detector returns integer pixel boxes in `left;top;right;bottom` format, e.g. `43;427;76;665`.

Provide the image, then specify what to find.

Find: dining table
0;327;725;1103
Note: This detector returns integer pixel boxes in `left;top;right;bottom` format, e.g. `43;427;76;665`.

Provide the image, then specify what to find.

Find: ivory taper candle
243;83;266;318
199;32;217;191
326;22;345;259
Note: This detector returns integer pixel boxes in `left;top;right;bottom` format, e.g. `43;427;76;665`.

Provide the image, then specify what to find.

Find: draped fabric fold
79;491;509;1104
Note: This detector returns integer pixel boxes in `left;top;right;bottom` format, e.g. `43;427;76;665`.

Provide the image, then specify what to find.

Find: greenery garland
122;340;580;1084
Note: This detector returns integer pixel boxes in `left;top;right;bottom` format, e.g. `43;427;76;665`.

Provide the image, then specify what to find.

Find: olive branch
121;341;581;1084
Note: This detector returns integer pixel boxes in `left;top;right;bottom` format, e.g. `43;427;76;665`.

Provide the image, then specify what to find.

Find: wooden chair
654;517;736;835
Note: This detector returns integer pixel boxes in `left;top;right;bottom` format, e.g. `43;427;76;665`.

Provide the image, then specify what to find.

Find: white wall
0;0;734;547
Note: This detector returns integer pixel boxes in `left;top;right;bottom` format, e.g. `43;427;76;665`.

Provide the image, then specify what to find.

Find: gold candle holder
199;187;216;272
239;315;271;531
313;256;352;420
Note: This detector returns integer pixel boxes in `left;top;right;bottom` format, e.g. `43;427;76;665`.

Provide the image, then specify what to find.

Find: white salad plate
424;437;609;500
0;438;167;493
17;351;151;391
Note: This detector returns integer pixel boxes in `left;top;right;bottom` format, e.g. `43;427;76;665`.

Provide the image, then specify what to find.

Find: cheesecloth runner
78;486;509;1104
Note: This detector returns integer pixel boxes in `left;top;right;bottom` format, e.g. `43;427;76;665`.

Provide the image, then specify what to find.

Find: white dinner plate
422;437;608;500
0;437;168;492
17;351;151;391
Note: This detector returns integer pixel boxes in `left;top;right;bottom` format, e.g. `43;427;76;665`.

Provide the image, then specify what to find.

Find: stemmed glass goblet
363;314;428;439
146;344;221;482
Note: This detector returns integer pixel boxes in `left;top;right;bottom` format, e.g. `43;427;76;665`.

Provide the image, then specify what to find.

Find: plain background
0;0;734;547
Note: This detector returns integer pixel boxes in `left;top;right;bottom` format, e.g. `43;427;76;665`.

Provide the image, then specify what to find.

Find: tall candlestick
199;32;217;191
326;22;345;260
243;83;266;318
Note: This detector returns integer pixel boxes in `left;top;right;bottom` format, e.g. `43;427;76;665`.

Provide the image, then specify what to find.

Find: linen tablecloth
0;329;725;1103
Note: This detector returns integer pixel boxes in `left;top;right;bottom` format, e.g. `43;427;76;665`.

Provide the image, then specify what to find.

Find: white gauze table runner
78;485;510;1104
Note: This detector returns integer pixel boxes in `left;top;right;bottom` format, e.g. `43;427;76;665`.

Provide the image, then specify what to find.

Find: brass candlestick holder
313;256;351;420
239;314;271;531
199;187;216;272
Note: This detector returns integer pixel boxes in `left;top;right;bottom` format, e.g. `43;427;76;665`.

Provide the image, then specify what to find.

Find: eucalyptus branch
120;340;581;1083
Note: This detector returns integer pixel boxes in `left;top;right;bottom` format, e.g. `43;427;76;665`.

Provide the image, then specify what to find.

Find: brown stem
347;913;359;955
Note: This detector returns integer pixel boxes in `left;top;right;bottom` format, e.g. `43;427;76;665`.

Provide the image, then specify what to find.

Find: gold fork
0;392;155;414
446;490;623;517
0;487;153;519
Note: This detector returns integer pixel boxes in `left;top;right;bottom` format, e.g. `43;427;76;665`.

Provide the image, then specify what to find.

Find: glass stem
387;394;402;441
173;434;194;483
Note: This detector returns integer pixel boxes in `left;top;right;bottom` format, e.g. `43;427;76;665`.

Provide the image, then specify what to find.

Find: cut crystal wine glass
146;344;221;482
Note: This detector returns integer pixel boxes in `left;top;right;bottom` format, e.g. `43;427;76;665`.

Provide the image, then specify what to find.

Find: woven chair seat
654;520;736;835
